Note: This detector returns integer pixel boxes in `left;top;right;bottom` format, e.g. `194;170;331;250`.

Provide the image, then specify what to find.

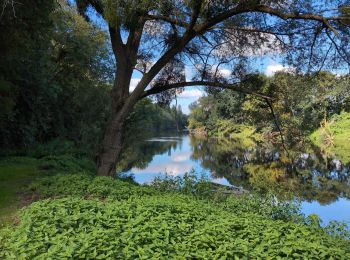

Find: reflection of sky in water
301;198;350;226
128;135;350;226
131;136;212;183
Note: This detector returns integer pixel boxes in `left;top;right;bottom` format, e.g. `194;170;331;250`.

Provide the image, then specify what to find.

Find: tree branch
109;25;124;58
141;80;274;100
195;4;343;36
86;0;104;17
253;5;341;36
145;14;189;28
187;0;202;31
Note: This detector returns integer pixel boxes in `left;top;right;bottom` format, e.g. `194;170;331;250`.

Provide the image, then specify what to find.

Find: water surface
121;134;350;225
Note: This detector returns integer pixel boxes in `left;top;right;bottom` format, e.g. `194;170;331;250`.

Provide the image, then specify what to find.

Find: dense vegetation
189;72;350;144
311;111;350;163
0;0;186;155
1;0;350;258
1;164;349;258
0;0;112;150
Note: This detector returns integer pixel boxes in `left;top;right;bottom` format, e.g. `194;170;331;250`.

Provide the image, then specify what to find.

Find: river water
121;134;350;226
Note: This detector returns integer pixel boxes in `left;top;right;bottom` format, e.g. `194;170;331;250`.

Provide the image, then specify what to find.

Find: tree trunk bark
97;62;134;176
96;108;126;176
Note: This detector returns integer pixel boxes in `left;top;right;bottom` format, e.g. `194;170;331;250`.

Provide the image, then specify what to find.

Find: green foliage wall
188;72;350;142
0;1;112;150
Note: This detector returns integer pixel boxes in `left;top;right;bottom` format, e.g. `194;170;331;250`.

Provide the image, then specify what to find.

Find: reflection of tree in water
117;133;181;172
190;135;350;204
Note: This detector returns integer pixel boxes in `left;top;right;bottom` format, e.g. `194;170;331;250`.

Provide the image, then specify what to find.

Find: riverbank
0;153;94;223
310;112;350;164
0;153;349;258
0;157;43;222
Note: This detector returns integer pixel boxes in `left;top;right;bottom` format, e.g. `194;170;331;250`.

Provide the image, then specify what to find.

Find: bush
37;155;95;173
29;173;158;199
29;173;306;222
1;196;349;259
150;171;212;197
223;193;302;222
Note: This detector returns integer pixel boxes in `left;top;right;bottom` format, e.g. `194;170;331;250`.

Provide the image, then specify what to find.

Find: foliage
2;164;350;258
1;195;349;259
188;72;350;146
125;98;187;135
37;155;95;173
23;139;91;158
224;193;301;222
29;173;158;200
0;1;112;150
150;172;302;221
150;171;213;197
0;154;96;220
310;111;350;164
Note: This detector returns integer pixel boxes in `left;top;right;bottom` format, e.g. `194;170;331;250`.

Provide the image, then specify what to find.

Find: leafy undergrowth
0;174;349;259
0;154;94;222
29;173;158;200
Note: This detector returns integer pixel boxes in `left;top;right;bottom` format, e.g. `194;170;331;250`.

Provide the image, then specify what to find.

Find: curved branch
252;5;342;36
145;14;189;28
195;4;344;36
141;80;274;100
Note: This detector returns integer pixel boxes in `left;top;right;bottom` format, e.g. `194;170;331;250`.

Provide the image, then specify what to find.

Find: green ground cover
0;168;349;258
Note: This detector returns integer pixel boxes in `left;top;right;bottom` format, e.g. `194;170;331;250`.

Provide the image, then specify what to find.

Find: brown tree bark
97;57;135;176
96;109;125;176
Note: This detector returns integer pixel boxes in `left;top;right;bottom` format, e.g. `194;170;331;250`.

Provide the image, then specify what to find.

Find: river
120;133;350;226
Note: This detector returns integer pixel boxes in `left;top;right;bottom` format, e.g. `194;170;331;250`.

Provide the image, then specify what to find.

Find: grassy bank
0;158;349;258
0;143;95;223
0;157;44;220
310;112;350;163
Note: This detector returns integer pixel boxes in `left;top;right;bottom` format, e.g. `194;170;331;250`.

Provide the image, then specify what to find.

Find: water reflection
118;133;350;224
189;136;350;205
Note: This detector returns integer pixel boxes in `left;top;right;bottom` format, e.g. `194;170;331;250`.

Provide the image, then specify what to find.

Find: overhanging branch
145;14;189;28
141;81;274;100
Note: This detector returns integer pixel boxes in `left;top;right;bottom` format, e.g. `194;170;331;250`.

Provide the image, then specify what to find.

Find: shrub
223;193;302;222
31;173;302;222
29;173;158;199
1;197;349;259
150;171;212;197
37;155;95;173
25;139;90;159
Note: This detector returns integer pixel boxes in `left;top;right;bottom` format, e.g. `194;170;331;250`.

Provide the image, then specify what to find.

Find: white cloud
129;78;141;92
172;152;192;162
265;63;289;76
177;89;204;99
132;162;194;176
219;68;231;78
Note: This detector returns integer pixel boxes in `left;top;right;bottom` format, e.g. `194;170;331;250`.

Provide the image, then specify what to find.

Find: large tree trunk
96;107;127;176
97;61;135;176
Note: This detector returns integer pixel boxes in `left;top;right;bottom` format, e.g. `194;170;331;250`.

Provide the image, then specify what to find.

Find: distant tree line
188;72;350;144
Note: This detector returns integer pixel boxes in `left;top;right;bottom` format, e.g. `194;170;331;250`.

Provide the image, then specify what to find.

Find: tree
0;1;113;149
75;0;350;176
